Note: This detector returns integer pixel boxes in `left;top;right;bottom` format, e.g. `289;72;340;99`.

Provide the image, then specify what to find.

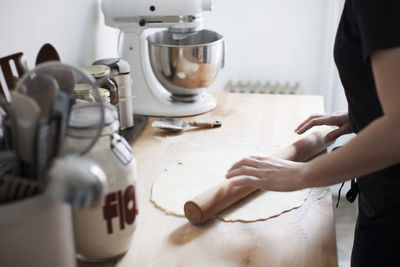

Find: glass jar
74;83;111;104
74;83;96;102
99;88;111;104
62;104;137;262
83;65;118;106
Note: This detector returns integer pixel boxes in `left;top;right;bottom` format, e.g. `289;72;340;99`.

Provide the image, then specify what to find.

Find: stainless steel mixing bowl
147;29;224;102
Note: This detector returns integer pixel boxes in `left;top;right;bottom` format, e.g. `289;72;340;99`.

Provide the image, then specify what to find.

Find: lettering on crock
103;185;137;234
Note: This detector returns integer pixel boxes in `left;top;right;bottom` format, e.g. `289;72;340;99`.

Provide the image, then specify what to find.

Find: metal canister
62;104;137;262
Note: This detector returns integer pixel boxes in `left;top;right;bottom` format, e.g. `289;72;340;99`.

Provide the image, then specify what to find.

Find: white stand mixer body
102;0;217;117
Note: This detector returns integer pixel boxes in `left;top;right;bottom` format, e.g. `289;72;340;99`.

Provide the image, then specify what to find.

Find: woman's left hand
225;156;306;192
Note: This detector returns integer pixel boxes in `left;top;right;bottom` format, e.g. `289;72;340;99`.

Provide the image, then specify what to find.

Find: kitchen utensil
9;91;40;167
184;128;334;225
152;117;221;133
25;75;60;180
14;62;105;182
1;103;21;176
35;44;76;93
102;0;223;116
35;43;61;65
46;155;107;209
0;174;40;204
26;74;59;118
0;52;28;103
0;161;12;176
0;151;17;176
0;106;6;149
48;90;73;158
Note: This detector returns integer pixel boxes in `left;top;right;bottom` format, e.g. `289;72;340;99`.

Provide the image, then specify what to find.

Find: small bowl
147;29;225;102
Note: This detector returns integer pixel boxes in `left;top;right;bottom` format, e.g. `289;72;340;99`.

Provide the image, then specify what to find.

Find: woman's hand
295;110;352;142
225;156;307;192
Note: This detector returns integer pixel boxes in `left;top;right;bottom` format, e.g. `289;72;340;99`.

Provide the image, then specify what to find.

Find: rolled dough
150;151;310;222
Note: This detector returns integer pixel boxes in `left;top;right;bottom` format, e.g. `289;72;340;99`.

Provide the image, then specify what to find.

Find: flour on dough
150;151;310;222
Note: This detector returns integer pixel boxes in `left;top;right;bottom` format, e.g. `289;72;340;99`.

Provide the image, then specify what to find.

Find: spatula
152;118;222;133
0;52;28;103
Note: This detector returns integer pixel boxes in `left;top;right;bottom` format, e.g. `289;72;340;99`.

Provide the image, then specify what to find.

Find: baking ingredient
150;151;309;222
63;104;137;262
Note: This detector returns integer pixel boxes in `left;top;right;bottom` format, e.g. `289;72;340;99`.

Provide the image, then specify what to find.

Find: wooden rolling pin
184;128;334;225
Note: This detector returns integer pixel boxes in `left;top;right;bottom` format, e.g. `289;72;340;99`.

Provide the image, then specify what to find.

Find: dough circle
150;151;310;222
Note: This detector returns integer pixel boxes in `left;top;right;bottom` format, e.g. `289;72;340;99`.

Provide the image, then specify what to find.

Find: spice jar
74;83;111;104
99;88;111;104
83;65;118;106
73;83;96;103
62;104;138;262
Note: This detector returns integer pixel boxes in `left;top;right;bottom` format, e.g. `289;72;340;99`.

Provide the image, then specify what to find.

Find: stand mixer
101;0;225;117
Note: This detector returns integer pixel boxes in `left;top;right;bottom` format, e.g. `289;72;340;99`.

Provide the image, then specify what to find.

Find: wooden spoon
35;43;60;65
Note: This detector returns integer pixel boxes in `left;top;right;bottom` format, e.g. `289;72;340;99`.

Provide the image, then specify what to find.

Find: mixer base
132;92;217;117
170;94;202;103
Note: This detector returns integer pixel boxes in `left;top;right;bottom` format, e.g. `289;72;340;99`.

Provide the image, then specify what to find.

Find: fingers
295;114;327;134
249;156;267;161
295;111;351;135
227;157;263;173
324;123;352;142
296;117;329;134
324;127;345;142
294;116;315;133
226;165;263;179
226;156;273;179
294;117;312;133
228;176;263;189
227;156;285;178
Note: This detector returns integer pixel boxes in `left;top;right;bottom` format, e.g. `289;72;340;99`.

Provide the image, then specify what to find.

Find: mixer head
102;0;212;33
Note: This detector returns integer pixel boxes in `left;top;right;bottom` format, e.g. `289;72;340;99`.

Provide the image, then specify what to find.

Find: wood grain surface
78;92;338;267
184;128;334;225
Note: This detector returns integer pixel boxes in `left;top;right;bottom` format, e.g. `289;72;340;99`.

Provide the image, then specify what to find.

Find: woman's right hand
294;110;353;142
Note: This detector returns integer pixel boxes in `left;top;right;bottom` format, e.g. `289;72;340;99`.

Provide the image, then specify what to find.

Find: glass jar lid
74;83;93;92
83;65;110;78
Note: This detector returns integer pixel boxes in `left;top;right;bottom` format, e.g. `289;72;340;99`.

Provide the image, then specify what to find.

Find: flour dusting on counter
154;135;183;143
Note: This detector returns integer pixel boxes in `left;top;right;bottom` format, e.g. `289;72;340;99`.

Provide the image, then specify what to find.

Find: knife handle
184;127;334;225
188;120;222;128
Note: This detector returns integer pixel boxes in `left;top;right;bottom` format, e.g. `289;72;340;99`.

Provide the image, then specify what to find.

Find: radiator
223;80;301;95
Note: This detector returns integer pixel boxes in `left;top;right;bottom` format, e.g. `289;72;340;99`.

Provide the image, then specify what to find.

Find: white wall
0;0;118;69
0;0;346;112
204;0;347;112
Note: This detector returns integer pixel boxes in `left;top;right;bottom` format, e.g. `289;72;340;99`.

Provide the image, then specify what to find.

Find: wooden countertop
79;92;338;267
